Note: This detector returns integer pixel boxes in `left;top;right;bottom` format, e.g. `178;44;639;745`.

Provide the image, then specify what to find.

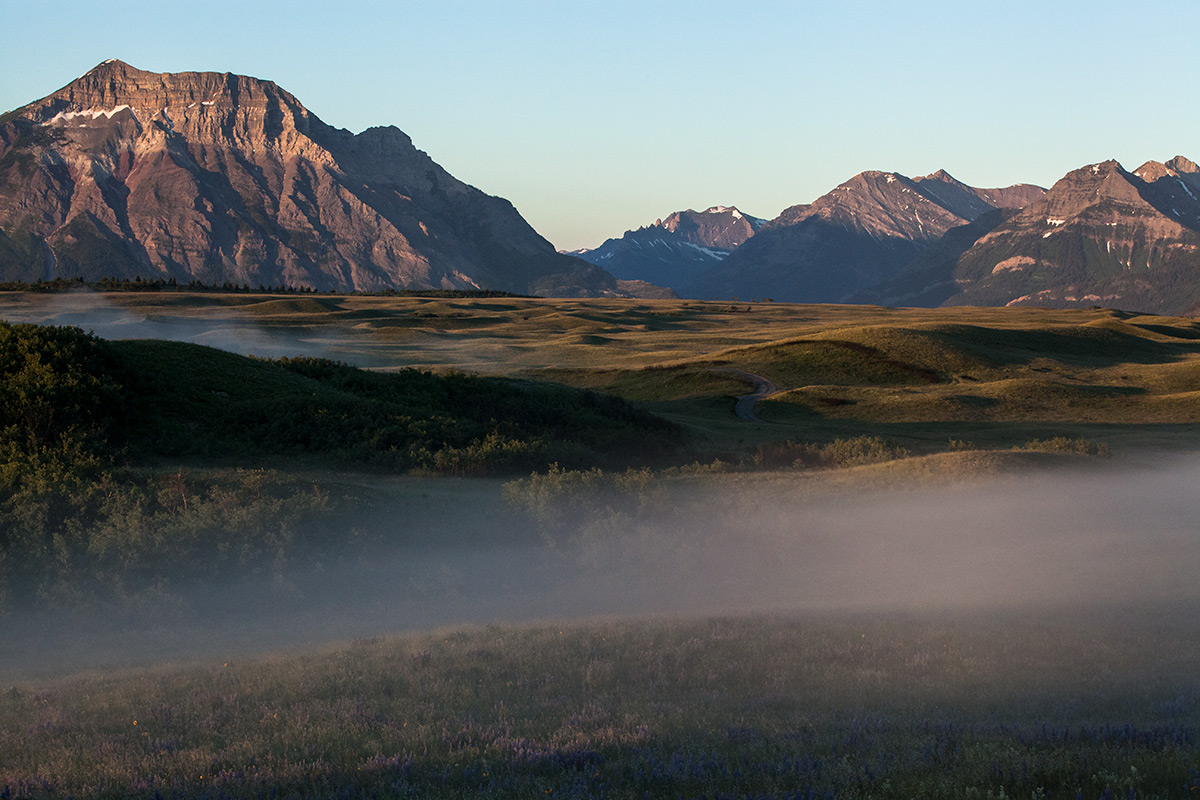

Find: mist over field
0;291;350;361
4;457;1197;680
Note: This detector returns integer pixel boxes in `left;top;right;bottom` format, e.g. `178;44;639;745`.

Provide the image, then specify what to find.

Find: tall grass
1;615;1197;798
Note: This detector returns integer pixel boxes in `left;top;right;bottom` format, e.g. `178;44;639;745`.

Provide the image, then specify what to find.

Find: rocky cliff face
888;157;1200;313
574;205;764;292
683;170;1044;302
0;60;617;295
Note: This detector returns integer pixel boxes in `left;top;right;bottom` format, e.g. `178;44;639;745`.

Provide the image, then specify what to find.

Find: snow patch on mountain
43;105;133;125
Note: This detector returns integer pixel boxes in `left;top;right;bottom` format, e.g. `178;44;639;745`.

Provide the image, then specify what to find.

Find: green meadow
2;291;1199;798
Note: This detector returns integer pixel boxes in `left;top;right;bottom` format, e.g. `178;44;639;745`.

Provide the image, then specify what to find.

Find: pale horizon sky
3;0;1198;251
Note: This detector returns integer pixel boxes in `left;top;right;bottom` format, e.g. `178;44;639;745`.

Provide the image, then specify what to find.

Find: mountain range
3;61;1198;313
584;170;1045;302
586;158;1200;315
684;169;1045;302
861;157;1200;314
0;60;619;296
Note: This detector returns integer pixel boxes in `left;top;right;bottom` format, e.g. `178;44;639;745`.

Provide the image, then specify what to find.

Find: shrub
1016;436;1110;457
751;435;911;470
502;464;665;551
1;467;338;610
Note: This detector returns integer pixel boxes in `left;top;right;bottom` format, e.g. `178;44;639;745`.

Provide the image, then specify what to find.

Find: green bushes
123;350;685;474
0;322;125;467
0;329;683;478
0;467;337;610
752;435;912;469
503;463;657;524
504;436;917;538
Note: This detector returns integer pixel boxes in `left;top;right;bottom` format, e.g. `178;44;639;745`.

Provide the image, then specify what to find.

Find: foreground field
2;613;1198;799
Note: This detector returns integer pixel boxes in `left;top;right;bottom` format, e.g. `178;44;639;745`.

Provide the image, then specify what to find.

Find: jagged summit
0;61;616;295
870;155;1200;313
1135;156;1200;186
1167;155;1199;174
573;204;766;292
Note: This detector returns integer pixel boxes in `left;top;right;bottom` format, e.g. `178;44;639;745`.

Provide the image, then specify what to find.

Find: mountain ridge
683;169;1045;302
863;156;1200;314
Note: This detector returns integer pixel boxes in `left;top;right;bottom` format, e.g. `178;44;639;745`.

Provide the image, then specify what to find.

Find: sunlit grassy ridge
6;292;1200;439
535;309;1200;453
2;615;1197;799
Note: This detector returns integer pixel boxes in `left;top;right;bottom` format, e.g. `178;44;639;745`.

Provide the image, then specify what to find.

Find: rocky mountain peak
657;205;763;249
1133;156;1200;196
23;59;327;162
890;155;1200;314
0;60;617;296
1133;161;1173;182
917;168;957;184
1166;155;1199;174
805;170;966;242
1008;156;1200;236
571;204;767;292
1039;160;1147;210
912;168;1000;220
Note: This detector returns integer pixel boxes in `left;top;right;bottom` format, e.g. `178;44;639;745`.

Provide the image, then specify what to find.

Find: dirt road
713;368;782;422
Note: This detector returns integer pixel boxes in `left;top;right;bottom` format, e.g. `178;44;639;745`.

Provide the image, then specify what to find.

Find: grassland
6;292;1198;607
2;613;1198;799
3;292;1199;797
4;290;1197;456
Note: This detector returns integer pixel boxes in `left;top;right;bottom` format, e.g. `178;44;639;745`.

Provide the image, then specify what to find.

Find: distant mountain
912;169;1046;221
573;206;765;292
683;170;1044;302
0;60;618;296
870;157;1200;314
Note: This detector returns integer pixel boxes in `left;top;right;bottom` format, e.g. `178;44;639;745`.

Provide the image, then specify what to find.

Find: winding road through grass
713;367;783;422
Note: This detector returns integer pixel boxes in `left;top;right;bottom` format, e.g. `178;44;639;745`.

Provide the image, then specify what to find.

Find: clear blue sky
3;0;1198;251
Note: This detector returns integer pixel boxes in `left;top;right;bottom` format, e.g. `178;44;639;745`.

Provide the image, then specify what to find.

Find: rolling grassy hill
534;307;1200;454
0;320;683;610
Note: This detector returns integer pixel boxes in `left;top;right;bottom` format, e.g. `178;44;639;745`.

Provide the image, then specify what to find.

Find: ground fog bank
3;456;1197;679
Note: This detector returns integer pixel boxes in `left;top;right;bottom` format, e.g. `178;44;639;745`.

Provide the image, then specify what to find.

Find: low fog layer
3;458;1198;679
0;291;351;361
